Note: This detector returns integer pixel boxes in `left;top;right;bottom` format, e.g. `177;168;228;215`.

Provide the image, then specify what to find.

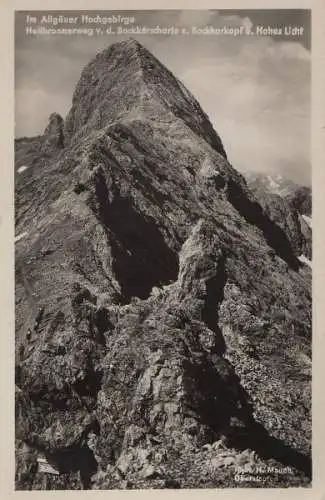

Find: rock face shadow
93;171;179;302
108;197;179;302
227;179;300;270
226;423;312;479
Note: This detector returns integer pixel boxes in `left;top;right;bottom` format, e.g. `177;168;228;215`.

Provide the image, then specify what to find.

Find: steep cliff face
285;186;312;218
245;172;312;260
15;39;311;490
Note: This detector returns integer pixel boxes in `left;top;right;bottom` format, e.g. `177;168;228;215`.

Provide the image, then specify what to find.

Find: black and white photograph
14;8;312;490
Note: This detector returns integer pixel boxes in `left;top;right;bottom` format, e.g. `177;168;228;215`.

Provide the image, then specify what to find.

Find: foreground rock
15;39;311;490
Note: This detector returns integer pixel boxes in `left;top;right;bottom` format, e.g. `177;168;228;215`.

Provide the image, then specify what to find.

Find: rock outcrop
15;39;311;490
43;112;65;149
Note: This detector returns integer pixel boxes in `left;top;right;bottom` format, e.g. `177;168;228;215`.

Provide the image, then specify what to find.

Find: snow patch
302;214;312;229
17;165;29;174
15;231;28;243
298;254;312;269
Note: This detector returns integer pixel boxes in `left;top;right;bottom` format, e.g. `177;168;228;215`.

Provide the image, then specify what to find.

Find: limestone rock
15;39;311;489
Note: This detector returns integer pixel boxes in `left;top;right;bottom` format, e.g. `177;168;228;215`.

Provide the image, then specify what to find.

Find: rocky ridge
15;39;311;490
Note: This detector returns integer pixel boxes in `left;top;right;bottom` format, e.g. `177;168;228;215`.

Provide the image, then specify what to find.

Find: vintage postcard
1;0;323;496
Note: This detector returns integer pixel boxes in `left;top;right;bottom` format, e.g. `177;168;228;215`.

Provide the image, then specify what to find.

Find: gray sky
15;10;311;184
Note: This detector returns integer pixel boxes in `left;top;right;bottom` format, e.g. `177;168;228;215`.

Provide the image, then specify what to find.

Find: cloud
170;15;311;184
178;9;216;27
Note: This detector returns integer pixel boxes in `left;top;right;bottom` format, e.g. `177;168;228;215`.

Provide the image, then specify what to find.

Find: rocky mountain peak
15;41;311;490
63;39;226;157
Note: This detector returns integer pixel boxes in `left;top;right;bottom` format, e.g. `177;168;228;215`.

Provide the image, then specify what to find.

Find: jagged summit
102;37;144;55
64;39;226;157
